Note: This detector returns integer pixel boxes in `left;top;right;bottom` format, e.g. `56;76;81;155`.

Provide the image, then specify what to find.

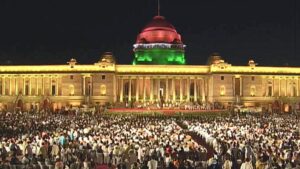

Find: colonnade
117;76;207;103
0;75;60;96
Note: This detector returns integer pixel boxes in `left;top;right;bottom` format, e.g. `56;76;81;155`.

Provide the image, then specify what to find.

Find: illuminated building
0;15;299;112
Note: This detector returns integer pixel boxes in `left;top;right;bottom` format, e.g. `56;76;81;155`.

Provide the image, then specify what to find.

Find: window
25;80;29;95
51;80;56;96
101;75;106;80
87;82;91;96
251;76;255;81
267;81;272;97
100;84;106;95
69;85;75;96
250;85;256;96
220;85;225;96
221;76;224;80
234;78;240;96
70;75;74;80
25;85;29;96
51;85;56;96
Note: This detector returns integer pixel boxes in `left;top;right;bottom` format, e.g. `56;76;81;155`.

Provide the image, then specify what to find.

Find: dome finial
157;0;160;16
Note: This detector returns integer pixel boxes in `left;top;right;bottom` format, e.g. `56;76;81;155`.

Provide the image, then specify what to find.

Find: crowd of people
0;112;207;169
184;114;300;169
126;101;220;111
1;110;300;169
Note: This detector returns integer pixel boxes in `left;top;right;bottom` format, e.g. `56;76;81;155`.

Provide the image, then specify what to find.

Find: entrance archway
43;98;50;111
17;99;23;111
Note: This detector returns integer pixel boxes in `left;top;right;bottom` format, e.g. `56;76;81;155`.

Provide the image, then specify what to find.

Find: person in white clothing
147;158;158;169
240;158;253;169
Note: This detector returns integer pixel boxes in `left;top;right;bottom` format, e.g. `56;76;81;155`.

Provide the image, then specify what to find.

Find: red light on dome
136;16;183;44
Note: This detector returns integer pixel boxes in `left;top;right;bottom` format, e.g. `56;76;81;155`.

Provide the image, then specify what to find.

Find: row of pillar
1;76;60;96
118;76;206;103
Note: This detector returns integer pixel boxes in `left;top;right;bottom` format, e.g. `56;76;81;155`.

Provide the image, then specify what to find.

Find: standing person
222;155;232;169
147;157;158;169
241;158;253;169
51;142;59;159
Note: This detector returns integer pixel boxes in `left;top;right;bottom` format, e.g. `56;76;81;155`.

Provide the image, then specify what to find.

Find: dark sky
0;0;299;66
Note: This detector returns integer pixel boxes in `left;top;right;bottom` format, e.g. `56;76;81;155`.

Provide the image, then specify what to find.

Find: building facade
0;16;299;112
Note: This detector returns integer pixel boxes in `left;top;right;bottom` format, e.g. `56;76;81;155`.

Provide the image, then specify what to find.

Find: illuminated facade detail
289;82;297;97
69;84;75;96
220;85;225;96
100;84;106;96
250;85;256;96
133;16;185;65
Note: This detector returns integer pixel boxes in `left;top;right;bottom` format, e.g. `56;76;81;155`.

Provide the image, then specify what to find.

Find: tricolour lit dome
133;16;186;65
136;16;182;44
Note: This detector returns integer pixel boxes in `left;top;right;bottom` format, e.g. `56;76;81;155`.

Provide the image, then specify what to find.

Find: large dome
136;16;182;44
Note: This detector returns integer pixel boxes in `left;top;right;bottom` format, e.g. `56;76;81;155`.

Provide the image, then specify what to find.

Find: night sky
0;0;299;66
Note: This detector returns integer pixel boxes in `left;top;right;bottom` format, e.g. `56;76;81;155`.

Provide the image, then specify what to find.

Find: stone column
42;76;45;95
35;77;39;96
128;78;132;102
135;77;139;101
208;77;214;102
240;77;243;96
157;78;160;101
297;78;299;96
272;78;274;97
285;78;287;96
165;78;169;101
113;75;117;102
179;77;183;102
279;78;281;96
201;78;205;102
172;78;176;102
150;77;154;102
143;77;146;102
194;78;197;102
90;75;93;96
56;77;59;95
2;77;5;95
23;77;26;95
82;76;86;96
29;77;32;95
50;76;53;95
186;78;190;102
9;77;12;95
120;77;124;102
15;77;19;95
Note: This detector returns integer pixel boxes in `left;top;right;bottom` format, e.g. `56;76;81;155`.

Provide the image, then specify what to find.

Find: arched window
100;84;106;95
250;85;256;96
69;84;75;96
220;85;225;96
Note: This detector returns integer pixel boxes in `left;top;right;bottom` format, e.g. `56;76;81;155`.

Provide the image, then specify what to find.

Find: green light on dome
133;48;185;65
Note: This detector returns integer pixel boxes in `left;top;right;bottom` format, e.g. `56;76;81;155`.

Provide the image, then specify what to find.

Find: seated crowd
0;112;207;169
1;110;300;169
184;114;300;169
